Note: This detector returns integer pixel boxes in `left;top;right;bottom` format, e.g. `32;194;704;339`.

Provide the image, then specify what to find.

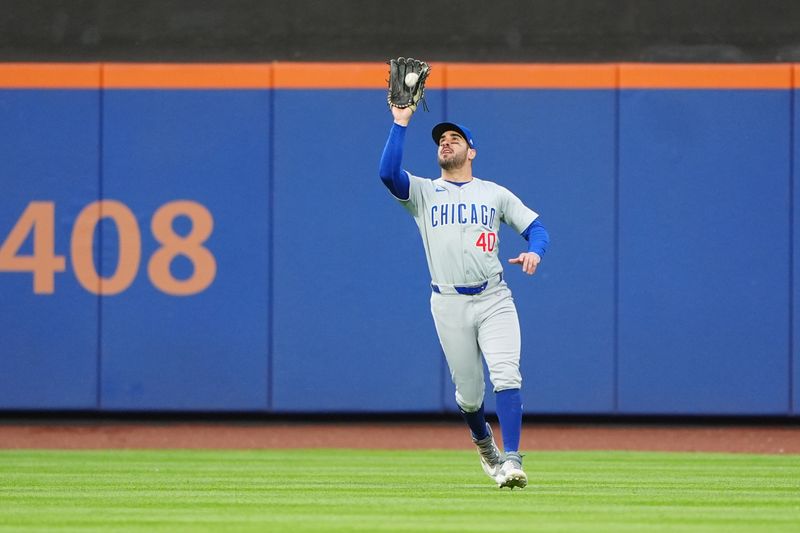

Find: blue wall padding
0;90;101;409
99;90;271;410
271;89;446;412
618;90;791;414
795;87;800;416
0;85;796;415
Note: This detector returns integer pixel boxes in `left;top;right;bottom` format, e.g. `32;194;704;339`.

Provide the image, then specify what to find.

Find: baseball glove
387;57;431;112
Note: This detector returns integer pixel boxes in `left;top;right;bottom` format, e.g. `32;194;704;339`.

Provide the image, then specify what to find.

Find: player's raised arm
378;110;412;200
391;106;413;126
378;78;416;200
380;57;431;200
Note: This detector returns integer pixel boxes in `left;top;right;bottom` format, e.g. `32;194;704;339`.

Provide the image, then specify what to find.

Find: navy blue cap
432;122;476;149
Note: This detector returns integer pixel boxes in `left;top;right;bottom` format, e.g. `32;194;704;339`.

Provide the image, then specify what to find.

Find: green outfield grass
1;449;798;532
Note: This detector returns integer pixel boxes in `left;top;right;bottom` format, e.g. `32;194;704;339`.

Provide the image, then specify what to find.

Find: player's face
438;131;472;171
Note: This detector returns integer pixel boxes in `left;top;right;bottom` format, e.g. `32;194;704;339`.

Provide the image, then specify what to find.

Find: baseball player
379;103;550;489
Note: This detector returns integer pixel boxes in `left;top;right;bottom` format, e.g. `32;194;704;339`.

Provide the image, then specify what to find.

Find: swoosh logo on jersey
435;187;447;192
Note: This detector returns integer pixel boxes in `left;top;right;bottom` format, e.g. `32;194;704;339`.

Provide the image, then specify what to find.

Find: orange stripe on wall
103;63;272;88
272;62;445;89
619;64;793;89
0;63;100;88
446;64;618;89
1;63;799;89
274;62;382;89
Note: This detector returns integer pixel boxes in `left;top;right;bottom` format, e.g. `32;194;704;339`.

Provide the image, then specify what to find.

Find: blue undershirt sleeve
521;219;550;257
378;123;411;200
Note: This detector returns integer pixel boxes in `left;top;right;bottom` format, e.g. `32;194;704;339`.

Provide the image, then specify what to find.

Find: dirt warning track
1;421;799;453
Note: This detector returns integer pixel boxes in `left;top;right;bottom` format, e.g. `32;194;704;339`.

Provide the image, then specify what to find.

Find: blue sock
495;389;522;452
460;403;489;440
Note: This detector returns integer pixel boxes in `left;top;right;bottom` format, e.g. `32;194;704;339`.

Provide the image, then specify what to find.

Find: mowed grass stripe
0;450;798;532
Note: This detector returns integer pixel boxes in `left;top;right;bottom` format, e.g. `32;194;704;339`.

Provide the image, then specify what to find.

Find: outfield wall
0;63;797;416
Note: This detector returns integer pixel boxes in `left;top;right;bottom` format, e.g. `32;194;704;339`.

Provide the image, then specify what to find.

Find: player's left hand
508;252;541;275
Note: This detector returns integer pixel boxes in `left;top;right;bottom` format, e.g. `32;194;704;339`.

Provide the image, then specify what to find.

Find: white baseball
404;72;420;87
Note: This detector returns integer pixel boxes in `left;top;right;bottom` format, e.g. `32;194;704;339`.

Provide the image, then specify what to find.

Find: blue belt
431;273;502;295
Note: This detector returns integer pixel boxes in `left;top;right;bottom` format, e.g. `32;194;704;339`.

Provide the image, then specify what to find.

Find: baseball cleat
472;423;504;479
496;451;528;489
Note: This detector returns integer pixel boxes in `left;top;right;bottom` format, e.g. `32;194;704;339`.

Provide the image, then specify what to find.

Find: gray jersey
396;174;538;286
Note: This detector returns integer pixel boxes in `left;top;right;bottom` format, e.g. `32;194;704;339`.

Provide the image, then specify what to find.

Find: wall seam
613;64;621;414
267;63;275;412
790;64;795;415
440;63;449;413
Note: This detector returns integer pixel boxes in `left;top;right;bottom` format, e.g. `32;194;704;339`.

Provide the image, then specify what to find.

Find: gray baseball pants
430;278;522;412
